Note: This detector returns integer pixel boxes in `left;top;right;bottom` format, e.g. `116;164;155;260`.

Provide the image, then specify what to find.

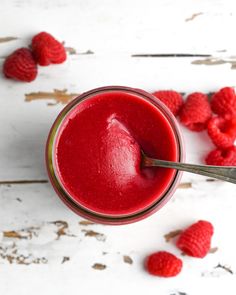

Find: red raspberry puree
53;89;179;216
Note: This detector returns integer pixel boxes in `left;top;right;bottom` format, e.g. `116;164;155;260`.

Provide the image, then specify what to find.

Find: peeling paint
3;226;40;240
230;62;236;69
65;46;77;55
92;263;106;270
3;231;25;239
185;12;203;22
79;220;96;226
123;255;133;264
82;229;106;242
64;45;94;55
178;182;192;189
61;256;70;264
25;89;79;105
50;220;76;239
192;57;236;69
192;58;227;66
164;229;182;242
0;37;18;43
0;242;48;265
0;221;79;265
209;247;218;254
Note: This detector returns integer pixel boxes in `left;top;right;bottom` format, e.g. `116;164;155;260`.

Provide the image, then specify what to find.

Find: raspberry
211;87;236;116
205;146;236;166
32;32;66;66
152;90;183;116
179;92;212;131
146;251;182;277
3;48;37;82
207;116;236;149
176;220;214;258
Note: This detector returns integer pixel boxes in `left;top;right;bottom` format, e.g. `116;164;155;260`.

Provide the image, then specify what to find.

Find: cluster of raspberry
146;220;214;277
153;88;236;166
3;32;66;82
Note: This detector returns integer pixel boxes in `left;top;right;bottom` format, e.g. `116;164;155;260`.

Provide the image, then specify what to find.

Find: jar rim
46;86;184;225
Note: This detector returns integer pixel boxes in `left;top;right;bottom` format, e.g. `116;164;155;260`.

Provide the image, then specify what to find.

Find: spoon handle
144;158;236;184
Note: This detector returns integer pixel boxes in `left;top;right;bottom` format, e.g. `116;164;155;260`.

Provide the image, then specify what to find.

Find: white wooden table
1;1;236;294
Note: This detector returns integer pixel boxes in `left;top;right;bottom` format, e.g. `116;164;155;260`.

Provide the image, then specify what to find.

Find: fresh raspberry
179;92;212;131
32;32;66;66
152;90;183;116
176;220;214;258
146;251;182;277
146;251;183;278
205;146;236;166
211;87;236;117
3;48;37;82
207;116;236;149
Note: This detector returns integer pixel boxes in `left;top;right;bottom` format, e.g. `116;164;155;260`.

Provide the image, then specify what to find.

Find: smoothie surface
55;91;178;215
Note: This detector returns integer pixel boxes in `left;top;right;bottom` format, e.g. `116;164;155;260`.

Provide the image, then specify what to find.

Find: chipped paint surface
192;58;227;66
82;229;106;242
0;221;77;264
178;182;192;189
61;256;70;264
92;263;107;270
209;247;218;254
192;57;236;69
123;255;133;264
65;47;94;55
1;0;236;294
0;37;18;43
25;89;79;105
79;220;96;226
185;12;203;22
164;230;182;242
65;46;77;55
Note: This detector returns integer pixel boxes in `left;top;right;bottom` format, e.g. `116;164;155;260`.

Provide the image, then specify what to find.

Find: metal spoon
142;151;236;184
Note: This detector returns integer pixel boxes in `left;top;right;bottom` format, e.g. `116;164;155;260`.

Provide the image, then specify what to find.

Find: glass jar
46;86;184;225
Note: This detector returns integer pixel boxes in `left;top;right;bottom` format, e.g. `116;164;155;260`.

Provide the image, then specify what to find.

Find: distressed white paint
0;0;236;294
